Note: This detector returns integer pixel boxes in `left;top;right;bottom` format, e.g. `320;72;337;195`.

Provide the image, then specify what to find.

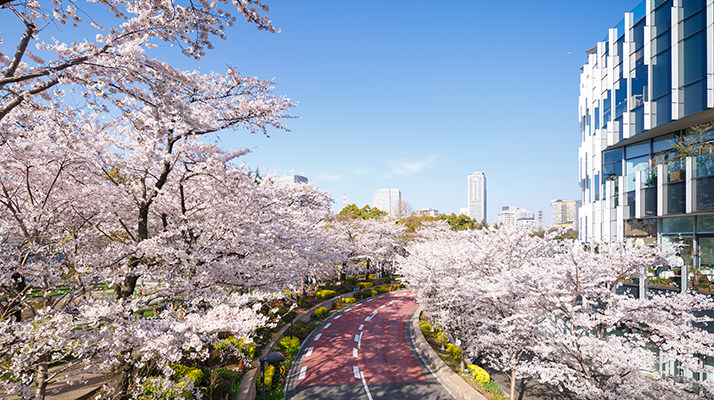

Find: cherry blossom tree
0;1;345;398
399;227;714;400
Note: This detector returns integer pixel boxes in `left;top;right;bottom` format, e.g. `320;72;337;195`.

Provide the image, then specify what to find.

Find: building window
695;152;714;211
666;160;686;214
625;218;657;236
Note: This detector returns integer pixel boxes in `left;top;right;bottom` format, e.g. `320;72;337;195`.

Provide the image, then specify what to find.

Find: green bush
445;343;461;361
436;329;448;344
481;380;504;395
368;274;377;280
263;364;276;390
316;289;336;299
209;367;240;399
277;336;300;354
357;282;373;289
312;307;328;319
467;364;490;384
419;320;433;337
342;297;357;304
354;289;373;300
345;275;356;285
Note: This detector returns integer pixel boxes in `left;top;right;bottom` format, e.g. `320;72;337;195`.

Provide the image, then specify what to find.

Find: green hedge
342;297;356;304
445;343;460;361
467;364;490;384
316;289;336;299
277;336;300;355
357;282;373;289
312;307;328;319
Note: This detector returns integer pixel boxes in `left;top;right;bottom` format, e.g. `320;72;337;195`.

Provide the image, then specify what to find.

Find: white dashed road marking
353;366;360;379
298;366;307;380
314;333;322;341
305;347;313;357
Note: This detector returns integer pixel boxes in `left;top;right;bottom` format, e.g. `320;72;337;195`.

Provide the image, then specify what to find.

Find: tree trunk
510;368;517;400
108;357;133;400
34;354;49;400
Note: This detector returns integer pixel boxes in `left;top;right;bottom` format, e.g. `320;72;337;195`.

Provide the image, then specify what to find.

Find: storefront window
661;216;694;234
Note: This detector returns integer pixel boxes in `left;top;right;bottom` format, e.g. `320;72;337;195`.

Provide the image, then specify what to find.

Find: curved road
285;290;454;400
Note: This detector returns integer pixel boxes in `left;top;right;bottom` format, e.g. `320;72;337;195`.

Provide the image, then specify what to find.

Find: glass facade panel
625;218;657;236
661;216;694;234
683;10;706;37
633;19;645;49
697;215;714;233
615;80;627;119
644;187;657;216
655;29;672;55
682;30;706;85
604;161;622;179
695;176;714;211
630;64;647;110
696;152;714;178
683;0;706;18
626;142;649;159
652;49;672;99
603;90;611;128
627;191;636;218
634;106;645;134
653;0;673;36
683;80;707;117
695;237;714;293
667;159;686;182
632;1;646;23
653;134;675;153
604;148;623;164
667;182;686;214
655;93;672;126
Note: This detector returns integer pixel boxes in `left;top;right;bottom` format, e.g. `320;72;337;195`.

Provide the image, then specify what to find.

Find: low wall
407;306;488;400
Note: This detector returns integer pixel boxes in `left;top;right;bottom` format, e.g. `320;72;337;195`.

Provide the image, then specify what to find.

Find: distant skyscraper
551;199;580;230
372;188;403;216
274;174;308;185
467;171;487;223
498;206;535;229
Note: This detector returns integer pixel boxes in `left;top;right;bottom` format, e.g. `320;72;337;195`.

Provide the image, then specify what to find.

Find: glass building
578;0;714;295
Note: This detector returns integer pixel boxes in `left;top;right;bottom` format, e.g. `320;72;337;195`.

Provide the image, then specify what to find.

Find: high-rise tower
467;171;487;223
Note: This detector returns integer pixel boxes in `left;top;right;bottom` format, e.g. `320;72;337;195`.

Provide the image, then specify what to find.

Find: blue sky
190;0;642;224
5;0;642;224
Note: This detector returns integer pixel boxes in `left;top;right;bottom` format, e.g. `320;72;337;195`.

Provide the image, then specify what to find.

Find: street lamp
260;351;285;400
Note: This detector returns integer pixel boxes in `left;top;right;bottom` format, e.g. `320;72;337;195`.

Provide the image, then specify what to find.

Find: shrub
419;320;433;337
357;282;373;289
445;343;461;361
354;290;371;300
171;363;204;384
482;380;504;395
375;286;389;294
345;275;356;285
277;336;300;354
316;289;336;299
370;289;378;296
342;297;356;304
312;307;328;319
436;329;448;344
467;365;490;384
368;274;377;280
263;364;276;390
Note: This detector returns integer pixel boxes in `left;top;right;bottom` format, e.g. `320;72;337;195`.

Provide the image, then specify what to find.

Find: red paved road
286;290;453;400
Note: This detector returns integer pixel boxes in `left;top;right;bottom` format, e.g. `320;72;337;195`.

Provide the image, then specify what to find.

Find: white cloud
386;154;439;177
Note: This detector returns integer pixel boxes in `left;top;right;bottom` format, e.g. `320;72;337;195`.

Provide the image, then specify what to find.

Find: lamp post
260;351;285;400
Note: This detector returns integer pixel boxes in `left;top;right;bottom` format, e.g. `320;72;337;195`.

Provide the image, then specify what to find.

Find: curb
408;306;488;400
236;292;356;400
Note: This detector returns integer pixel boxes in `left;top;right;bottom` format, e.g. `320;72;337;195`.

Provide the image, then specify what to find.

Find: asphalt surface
285;290;454;400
